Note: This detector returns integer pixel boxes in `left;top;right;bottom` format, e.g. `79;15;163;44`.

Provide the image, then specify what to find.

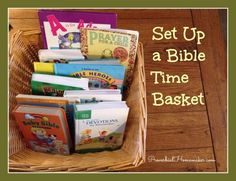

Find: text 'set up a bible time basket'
9;30;147;172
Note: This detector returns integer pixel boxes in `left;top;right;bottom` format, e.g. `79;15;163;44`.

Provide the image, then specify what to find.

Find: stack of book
13;9;139;155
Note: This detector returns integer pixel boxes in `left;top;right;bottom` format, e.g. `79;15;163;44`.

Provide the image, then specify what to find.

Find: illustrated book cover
38;10;117;49
13;105;72;155
80;28;139;86
74;102;129;153
54;63;125;90
16;94;76;147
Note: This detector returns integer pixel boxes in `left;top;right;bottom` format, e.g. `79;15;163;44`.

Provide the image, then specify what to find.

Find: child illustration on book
31;127;48;144
98;130;107;142
80;129;92;144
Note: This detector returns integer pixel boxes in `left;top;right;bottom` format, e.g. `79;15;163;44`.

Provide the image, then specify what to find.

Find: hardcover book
74;102;129;153
80;28;139;86
54;63;125;90
31;73;89;96
38;10;117;49
34;62;54;74
13;105;72;155
16;94;76;147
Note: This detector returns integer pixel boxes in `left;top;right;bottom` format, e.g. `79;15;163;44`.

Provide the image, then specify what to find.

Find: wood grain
192;9;227;172
129;148;216;172
146;111;212;150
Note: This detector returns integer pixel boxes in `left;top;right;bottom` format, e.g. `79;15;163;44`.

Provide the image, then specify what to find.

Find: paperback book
38;10;117;49
13;105;72;155
31;73;89;96
74;102;129;153
38;49;85;63
64;89;122;103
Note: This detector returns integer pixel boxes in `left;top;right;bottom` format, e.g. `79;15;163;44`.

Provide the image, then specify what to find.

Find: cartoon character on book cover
14;112;70;155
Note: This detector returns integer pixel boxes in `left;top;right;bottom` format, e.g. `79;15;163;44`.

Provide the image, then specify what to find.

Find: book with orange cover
13;105;72;155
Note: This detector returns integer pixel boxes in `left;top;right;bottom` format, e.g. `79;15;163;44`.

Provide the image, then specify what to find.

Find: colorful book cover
80;28;139;87
31;73;89;96
74;102;129;153
38;10;117;49
16;94;75;148
54;64;125;90
34;62;54;74
13;105;72;155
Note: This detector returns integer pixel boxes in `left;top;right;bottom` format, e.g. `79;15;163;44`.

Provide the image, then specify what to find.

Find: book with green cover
31;73;89;96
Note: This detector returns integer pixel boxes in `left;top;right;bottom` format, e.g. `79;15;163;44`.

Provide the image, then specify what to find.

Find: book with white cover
31;73;89;96
74;102;129;153
38;49;85;62
64;89;122;103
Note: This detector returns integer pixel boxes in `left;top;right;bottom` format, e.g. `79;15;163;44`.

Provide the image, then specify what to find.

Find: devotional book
74;101;129;153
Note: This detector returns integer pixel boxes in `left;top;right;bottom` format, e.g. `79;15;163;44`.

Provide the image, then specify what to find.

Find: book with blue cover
54;64;125;90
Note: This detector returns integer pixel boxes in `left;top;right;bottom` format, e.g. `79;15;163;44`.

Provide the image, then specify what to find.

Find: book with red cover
13;105;72;155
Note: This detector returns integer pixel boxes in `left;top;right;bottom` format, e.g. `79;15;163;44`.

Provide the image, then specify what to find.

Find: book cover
34;62;54;74
16;94;75;148
80;28;139;87
54;64;125;90
38;10;117;49
31;73;89;96
13;105;72;155
74;102;129;153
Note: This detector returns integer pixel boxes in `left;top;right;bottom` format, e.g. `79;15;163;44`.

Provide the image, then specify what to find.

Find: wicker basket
9;30;147;172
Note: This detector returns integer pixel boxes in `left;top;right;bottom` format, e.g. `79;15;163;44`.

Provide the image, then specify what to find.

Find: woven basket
9;30;147;172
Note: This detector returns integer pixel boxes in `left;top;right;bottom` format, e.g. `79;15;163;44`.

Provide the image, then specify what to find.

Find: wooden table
9;9;227;172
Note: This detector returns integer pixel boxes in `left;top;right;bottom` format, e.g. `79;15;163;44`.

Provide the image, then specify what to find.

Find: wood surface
8;8;227;172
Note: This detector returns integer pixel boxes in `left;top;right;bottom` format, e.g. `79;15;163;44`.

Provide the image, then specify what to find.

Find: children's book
31;73;89;96
38;49;84;63
13;105;72;155
34;62;54;74
54;64;125;90
74;102;129;153
64;89;122;103
38;10;117;49
16;94;76;147
80;28;139;87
